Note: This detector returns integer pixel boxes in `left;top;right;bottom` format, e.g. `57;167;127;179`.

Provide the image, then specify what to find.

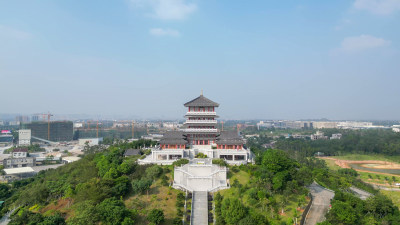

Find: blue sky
0;0;399;120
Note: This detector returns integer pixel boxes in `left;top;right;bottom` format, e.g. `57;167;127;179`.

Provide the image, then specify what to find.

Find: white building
78;137;103;146
18;129;31;146
392;125;400;133
337;121;373;129
12;148;28;158
330;133;342;140
162;122;181;129
310;131;328;140
312;122;338;129
8;121;20;126
73;122;84;128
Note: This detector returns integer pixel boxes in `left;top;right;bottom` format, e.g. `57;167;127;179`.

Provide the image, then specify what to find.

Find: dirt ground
317;157;400;178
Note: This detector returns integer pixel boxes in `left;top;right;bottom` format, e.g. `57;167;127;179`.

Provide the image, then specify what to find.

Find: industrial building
0;130;13;146
24;121;73;142
2;167;36;182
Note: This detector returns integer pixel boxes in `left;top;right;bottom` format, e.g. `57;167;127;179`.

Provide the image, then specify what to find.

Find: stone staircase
191;191;208;225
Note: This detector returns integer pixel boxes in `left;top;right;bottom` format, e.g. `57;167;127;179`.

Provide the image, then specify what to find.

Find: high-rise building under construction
24;121;73;142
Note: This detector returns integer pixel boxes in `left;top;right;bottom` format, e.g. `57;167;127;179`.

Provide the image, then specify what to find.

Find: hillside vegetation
0;140;185;225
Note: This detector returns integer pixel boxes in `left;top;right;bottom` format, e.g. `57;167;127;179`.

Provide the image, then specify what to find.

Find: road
191;191;208;225
0;146;13;162
350;186;372;200
304;182;335;225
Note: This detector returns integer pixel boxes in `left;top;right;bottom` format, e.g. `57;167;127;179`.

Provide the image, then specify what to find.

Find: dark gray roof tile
184;95;219;107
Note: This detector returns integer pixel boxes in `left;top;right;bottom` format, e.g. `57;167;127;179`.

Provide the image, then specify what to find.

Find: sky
0;0;400;120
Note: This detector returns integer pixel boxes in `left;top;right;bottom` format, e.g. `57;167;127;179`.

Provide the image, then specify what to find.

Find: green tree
112;176;131;197
121;217;135;225
327;201;358;225
39;213;66;225
67;200;100;225
261;149;297;174
132;178;152;194
145;165;162;180
221;198;247;224
0;183;11;199
118;161;135;174
97;198;134;225
147;209;165;225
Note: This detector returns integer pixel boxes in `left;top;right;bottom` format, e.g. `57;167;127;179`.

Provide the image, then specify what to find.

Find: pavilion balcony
184;120;217;124
185;112;217;116
182;128;218;133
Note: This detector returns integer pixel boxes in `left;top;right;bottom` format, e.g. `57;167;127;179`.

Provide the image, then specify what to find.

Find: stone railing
182;128;218;132
185;112;217;116
300;193;313;225
184;120;217;124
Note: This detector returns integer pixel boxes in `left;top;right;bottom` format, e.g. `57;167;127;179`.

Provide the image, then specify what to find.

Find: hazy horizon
1;1;399;120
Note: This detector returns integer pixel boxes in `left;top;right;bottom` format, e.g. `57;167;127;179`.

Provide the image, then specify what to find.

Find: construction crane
38;113;53;141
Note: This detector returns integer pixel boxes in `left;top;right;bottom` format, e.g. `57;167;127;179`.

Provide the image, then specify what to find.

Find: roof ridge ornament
201;89;203;96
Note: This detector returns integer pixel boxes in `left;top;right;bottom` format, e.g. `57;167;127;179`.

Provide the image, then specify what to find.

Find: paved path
192;191;208;225
371;184;400;191
0;206;19;225
350;187;372;200
304;182;335;225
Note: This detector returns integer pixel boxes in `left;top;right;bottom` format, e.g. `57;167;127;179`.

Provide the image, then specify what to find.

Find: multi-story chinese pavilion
183;94;219;146
140;93;252;165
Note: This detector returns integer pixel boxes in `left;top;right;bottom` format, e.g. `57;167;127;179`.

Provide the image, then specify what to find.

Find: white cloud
354;0;400;15
149;28;180;37
0;25;32;40
131;0;197;20
340;35;390;52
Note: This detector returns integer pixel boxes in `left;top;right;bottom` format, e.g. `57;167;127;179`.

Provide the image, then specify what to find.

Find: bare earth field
317;157;400;177
361;163;400;170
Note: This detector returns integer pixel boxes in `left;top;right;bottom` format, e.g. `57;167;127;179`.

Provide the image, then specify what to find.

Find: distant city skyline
1;1;400;120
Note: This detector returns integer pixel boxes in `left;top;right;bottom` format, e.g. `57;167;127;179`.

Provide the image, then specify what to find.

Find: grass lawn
380;190;400;209
228;169;250;185
358;171;399;185
331;154;400;163
320;158;341;171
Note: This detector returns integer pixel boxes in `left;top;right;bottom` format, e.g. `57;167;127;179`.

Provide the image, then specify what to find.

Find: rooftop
216;131;245;145
124;149;141;157
159;131;188;145
12;148;28;153
184;95;219;107
4;167;35;175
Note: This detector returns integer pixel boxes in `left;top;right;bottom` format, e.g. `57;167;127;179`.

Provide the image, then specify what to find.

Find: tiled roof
124;149;141;156
216;131;245;145
184;95;219;107
159;131;188;145
13;148;28;153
